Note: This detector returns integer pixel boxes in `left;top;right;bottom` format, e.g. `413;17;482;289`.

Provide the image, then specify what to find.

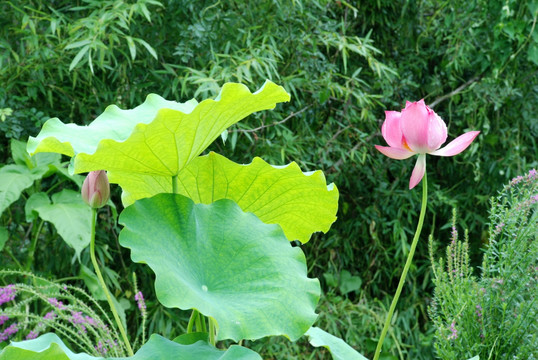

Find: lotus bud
81;171;110;208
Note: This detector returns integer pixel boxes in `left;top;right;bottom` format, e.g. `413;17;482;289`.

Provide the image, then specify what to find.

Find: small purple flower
0;323;18;342
451;226;458;245
475;304;482;319
47;298;65;309
84;316;98;327
70;311;87;334
447;321;458;340
0;285;16;306
44;311;57;320
70;311;85;325
529;169;537;179
95;340;108;355
134;291;146;312
510;175;524;186
0;315;8;326
26;330;40;340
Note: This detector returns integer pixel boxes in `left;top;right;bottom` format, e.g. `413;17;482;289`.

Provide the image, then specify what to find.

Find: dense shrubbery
430;170;537;359
1;0;536;358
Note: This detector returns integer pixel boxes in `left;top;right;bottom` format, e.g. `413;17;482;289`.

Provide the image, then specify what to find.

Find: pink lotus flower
375;100;480;189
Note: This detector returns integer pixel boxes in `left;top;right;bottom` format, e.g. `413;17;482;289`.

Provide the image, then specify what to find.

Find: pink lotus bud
81;171;110;208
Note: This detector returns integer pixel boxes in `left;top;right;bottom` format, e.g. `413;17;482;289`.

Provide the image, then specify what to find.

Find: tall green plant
429;170;538;359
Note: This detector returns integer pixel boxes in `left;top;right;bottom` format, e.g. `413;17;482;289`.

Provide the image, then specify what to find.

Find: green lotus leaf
27;96;197;159
27;81;290;178
305;327;368;360
116;152;338;243
0;333;261;360
0;333;94;360
119;194;320;342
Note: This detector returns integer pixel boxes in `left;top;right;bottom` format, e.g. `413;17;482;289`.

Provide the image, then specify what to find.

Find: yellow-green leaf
115;152;338;243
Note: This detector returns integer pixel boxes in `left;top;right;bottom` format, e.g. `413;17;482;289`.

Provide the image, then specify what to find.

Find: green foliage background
1;0;537;358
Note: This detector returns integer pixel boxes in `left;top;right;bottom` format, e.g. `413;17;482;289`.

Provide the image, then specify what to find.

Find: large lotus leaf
0;333;93;360
33;189;91;259
115;152;338;243
124;334;261;360
27;96;197;159
119;194;320;342
0;164;49;215
0;333;261;360
27;81;290;178
305;327;368;360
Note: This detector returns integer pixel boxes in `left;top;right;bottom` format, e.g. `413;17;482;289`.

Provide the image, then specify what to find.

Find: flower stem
209;317;216;346
25;220;44;271
187;309;199;333
90;208;134;356
373;173;428;360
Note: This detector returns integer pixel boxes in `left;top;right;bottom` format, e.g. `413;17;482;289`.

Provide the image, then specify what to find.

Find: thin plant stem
195;311;203;332
187;309;199;333
25;220;44;271
90;208;134;356
201;316;207;333
5;248;23;269
373;173;428;360
209;318;216;346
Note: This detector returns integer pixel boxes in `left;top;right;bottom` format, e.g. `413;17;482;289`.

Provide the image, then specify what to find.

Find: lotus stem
373;173;428;360
90;208;134;356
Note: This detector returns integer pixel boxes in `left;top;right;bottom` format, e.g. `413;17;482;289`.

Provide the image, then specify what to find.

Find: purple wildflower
0;285;16;306
494;222;505;234
0;315;8;326
475;304;482;319
70;311;85;324
26;330;40;340
134;291;146;312
95;340;108;355
70;311;87;334
0;323;18;342
47;298;65;309
510;175;524;186
447;321;458;340
95;339;117;356
84;316;98;327
529;169;537;179
451;226;458;245
44;311;57;320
